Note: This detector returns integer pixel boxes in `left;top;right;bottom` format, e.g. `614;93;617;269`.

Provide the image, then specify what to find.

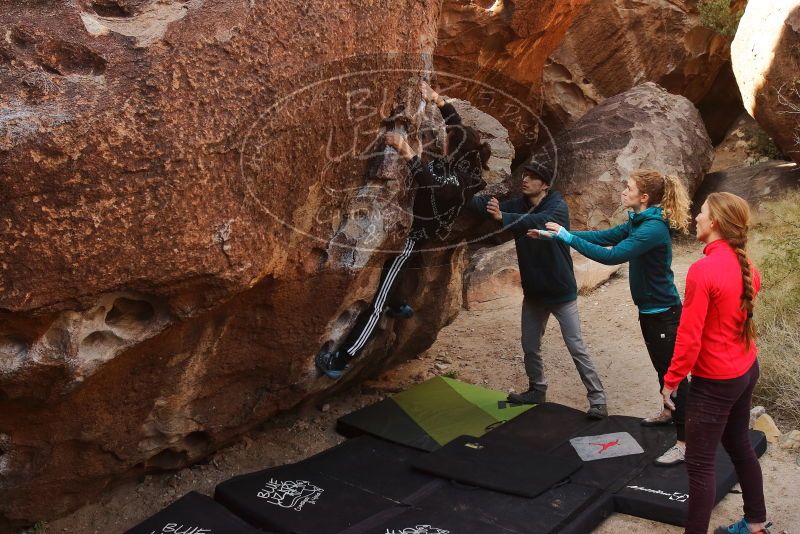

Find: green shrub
744;126;786;160
698;0;744;38
751;192;800;429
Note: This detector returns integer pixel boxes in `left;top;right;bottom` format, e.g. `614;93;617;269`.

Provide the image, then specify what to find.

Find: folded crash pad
337;377;533;451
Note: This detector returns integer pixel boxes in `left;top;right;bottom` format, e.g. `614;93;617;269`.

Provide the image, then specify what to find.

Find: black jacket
406;103;486;241
470;191;577;304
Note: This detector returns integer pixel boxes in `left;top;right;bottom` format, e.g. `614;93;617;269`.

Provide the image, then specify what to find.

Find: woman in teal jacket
532;169;692;466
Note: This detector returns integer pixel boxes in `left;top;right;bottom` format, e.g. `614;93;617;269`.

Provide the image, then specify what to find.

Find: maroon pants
684;361;766;534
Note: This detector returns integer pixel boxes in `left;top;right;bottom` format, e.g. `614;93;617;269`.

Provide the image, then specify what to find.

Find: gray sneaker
507;389;546;405
655;443;686;466
642;409;674;426
587;404;608;420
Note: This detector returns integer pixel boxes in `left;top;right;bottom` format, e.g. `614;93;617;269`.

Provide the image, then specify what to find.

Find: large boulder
434;0;591;153
693;161;800;216
732;1;800;164
0;0;451;527
541;82;714;230
542;0;746;142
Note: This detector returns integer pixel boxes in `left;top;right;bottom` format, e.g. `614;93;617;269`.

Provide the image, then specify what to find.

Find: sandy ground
43;240;800;534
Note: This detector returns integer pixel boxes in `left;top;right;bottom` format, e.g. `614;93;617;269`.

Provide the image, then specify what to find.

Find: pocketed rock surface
43;241;800;534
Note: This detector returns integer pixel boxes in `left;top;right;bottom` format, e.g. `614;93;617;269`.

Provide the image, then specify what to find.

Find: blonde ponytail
661;175;692;234
630;169;691;234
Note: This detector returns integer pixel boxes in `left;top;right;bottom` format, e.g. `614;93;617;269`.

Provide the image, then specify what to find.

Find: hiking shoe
713;518;772;534
315;349;349;380
386;303;414;319
641;409;674;426
654;443;685;466
507;389;546;405
587;404;608;420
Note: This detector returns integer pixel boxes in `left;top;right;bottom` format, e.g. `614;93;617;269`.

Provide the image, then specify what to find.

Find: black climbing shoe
315;349;350;380
587;404;608;420
507;389;546;405
387;303;414;319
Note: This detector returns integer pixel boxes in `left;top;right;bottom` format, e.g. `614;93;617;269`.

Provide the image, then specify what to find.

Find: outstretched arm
501;199;568;233
542;220;660;265
573;223;629;246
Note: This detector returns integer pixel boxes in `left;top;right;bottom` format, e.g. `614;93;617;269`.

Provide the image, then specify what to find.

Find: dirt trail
46;241;800;533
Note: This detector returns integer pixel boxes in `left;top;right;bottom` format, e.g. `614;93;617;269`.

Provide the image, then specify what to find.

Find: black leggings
342;237;420;358
639;305;688;441
685;361;765;533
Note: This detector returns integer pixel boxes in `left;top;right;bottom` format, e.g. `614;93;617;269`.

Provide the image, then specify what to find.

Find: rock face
540;82;714;230
434;0;591;152
0;0;453;526
732;1;800;164
692;161;800;216
542;0;746;142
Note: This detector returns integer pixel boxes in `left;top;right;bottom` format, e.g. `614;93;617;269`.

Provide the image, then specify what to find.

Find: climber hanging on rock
315;80;492;379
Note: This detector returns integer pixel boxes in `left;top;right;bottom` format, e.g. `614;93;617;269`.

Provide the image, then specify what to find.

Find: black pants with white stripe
342;237;421;359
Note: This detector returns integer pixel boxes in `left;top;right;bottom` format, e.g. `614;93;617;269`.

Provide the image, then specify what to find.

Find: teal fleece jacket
569;207;682;310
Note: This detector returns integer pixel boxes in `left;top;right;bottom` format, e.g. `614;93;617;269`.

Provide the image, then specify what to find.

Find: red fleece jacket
664;239;761;390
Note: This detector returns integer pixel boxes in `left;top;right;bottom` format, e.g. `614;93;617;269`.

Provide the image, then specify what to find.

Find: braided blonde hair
707;192;757;348
630;169;692;234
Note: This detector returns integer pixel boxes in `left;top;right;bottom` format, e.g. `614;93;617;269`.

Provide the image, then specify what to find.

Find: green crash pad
337;377;534;451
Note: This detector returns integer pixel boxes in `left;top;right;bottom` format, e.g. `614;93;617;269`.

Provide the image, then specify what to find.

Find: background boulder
732;1;800;164
541;82;714;230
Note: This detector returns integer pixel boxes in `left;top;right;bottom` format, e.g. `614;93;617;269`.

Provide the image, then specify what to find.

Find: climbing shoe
387;303;414;319
587;404;608;420
713;518;772;534
641;409;674;426
507;389;546;405
654;443;686;466
315;349;350;380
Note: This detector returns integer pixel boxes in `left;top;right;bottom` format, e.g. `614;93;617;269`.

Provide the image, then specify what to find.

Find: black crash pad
614;430;768;526
405;479;614;534
298;435;436;502
411;434;582;498
124;491;263;534
546;415;676;493
214;462;397;533
334;478;614;534
481;402;598;452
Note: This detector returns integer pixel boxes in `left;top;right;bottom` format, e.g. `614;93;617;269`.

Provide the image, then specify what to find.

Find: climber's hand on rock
420;80;444;107
385;132;415;160
487;197;502;222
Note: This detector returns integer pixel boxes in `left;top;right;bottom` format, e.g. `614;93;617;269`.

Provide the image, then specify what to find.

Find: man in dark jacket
470;161;607;418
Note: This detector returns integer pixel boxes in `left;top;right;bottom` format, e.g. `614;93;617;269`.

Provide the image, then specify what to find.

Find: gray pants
521;297;606;406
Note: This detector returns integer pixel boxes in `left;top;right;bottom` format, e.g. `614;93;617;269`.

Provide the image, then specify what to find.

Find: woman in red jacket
662;192;769;534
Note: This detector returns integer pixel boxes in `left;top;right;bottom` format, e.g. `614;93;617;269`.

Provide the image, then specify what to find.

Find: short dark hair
521;160;554;185
447;124;492;171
